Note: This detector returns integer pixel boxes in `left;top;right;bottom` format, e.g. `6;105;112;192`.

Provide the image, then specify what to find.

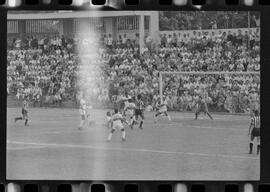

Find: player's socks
25;119;28;126
121;130;126;141
134;118;138;125
130;121;134;129
249;142;253;154
167;115;171;121
107;122;112;129
79;120;84;129
207;113;213;120
15;117;23;122
131;120;136;127
139;121;143;129
195;113;198;120
257;144;260;154
154;115;157;123
107;133;113;142
154;112;162;122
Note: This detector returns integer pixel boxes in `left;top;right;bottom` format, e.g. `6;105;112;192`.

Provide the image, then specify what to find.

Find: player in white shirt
106;111;112;129
249;89;259;114
15;97;30;126
154;98;171;123
107;109;126;142
78;97;88;130
117;92;131;113
124;99;136;129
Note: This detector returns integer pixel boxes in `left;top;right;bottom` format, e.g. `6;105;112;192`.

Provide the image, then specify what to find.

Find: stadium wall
159;27;259;39
7;11;159;44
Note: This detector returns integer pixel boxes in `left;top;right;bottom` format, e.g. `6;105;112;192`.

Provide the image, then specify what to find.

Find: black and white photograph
7;10;260;180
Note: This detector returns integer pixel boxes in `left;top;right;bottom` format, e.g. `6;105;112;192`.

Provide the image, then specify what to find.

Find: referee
248;110;260;154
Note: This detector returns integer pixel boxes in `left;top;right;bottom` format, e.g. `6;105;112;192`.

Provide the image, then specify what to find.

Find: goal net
159;71;260;114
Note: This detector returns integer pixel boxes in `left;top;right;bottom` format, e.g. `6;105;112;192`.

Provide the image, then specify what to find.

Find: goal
159;71;260;114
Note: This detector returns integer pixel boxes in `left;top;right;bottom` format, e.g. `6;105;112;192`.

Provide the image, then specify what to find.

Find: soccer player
107;109;126;142
124;99;136;129
249;89;259;114
15;97;29;126
194;95;213;120
154;98;171;123
134;94;145;129
248;110;260;154
118;91;131;114
78;96;87;130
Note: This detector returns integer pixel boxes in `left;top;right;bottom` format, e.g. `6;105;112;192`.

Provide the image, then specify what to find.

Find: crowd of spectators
160;11;260;31
7;26;260;113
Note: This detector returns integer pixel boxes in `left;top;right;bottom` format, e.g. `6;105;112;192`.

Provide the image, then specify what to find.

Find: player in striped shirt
107;109;127;142
134;94;145;129
124;99;136;129
248;110;260;154
14;97;29;126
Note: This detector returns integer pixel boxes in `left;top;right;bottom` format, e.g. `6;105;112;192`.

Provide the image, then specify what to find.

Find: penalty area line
7;141;258;160
7;146;49;151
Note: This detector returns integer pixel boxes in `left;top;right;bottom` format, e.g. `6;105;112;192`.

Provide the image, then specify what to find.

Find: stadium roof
7;11;157;20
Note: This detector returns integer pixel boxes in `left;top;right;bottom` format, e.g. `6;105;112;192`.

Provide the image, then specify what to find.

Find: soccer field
7;107;259;180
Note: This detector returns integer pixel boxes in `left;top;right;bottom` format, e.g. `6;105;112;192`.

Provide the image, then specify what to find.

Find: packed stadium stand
7;11;260;114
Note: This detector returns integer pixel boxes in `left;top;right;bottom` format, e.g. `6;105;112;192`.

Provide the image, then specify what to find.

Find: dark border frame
1;0;270;184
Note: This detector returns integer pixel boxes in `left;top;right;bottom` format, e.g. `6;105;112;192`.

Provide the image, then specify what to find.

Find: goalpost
159;71;260;113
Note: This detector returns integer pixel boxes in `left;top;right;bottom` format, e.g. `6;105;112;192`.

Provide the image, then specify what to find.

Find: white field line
39;124;245;135
7;146;49;151
7;141;259;160
13;120;245;136
7;113;248;122
162;115;247;121
162;124;247;131
18;118;247;135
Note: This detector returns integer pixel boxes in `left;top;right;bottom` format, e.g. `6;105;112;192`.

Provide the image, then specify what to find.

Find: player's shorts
112;123;124;130
250;102;259;112
79;109;86;115
81;114;86;120
22;108;28;115
125;110;134;117
135;109;144;119
251;128;260;137
80;109;87;120
158;107;167;113
196;103;208;113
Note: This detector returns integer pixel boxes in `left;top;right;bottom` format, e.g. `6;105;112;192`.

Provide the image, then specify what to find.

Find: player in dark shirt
194;96;213;120
134;94;145;129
